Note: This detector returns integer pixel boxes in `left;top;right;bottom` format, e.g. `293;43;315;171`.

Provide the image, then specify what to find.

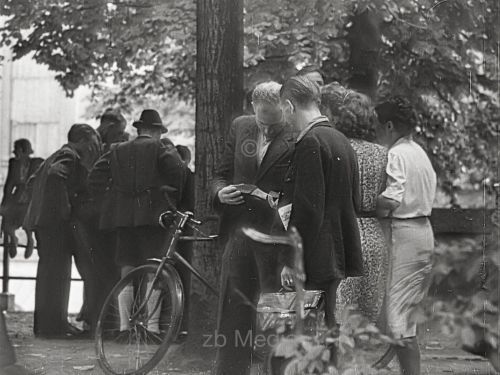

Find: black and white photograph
0;1;498;374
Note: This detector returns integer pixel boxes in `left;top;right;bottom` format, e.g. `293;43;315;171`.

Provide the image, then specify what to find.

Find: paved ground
4;312;497;375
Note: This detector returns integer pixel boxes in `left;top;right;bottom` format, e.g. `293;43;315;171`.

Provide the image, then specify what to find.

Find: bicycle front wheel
95;263;184;375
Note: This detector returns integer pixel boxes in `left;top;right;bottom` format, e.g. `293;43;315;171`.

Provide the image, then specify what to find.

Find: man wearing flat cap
89;109;186;337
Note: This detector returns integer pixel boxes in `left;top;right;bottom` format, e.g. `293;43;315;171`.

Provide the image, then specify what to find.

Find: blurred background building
0;48;91;312
0;48;92;183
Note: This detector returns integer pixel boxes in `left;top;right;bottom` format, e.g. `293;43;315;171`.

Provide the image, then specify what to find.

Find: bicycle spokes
96;265;183;375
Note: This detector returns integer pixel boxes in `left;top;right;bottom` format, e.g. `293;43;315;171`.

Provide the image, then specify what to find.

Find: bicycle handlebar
159;210;201;229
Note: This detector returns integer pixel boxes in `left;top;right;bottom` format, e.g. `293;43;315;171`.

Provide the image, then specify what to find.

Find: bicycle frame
129;211;219;323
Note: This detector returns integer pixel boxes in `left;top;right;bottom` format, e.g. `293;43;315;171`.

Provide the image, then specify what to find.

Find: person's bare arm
377;151;405;218
376;194;400;217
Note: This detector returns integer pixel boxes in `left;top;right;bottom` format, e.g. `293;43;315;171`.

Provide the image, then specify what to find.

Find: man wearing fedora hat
89;109;186;338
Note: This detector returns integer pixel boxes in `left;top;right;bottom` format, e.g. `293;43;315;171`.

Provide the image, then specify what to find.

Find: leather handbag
254;290;325;361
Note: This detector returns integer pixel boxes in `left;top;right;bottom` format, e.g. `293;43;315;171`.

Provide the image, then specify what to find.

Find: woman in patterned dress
321;83;388;322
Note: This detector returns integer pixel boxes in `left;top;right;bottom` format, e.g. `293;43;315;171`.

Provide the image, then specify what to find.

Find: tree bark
346;9;381;100
191;0;244;337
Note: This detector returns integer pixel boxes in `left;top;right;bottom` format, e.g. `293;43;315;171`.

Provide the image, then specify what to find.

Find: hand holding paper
233;184;280;209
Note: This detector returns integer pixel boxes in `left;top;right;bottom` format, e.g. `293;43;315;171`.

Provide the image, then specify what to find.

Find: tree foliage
1;0;498;193
0;0;196;100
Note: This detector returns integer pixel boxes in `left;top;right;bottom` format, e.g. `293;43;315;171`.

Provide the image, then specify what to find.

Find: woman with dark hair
321;83;388;323
375;96;437;375
0;139;43;258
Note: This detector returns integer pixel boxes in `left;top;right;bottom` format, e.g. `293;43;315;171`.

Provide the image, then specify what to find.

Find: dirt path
5;312;497;375
6;312;210;375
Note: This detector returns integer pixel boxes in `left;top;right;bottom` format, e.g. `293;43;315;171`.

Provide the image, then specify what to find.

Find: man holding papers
211;81;296;375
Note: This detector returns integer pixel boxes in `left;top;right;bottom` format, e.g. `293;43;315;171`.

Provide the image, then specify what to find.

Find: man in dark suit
88;109;185;336
212;81;296;375
279;76;363;330
23;124;101;338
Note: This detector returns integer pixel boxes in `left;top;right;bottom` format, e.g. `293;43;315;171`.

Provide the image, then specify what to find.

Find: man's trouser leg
34;227;72;336
306;278;342;329
214;237;259;375
136;227;169;333
71;220;99;331
146;279;161;334
114;226;167;334
115;228;138;332
89;227;120;330
306;278;342;366
253;245;280;293
118;284;134;332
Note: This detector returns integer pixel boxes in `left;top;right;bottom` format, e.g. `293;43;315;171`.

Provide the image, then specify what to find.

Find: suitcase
254;290;325;360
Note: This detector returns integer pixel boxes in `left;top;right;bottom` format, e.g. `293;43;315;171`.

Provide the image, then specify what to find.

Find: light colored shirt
256;130;271;167
381;135;437;218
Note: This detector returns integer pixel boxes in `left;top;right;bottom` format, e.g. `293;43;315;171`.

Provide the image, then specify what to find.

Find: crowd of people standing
0;66;437;375
1;108;194;341
211;68;436;375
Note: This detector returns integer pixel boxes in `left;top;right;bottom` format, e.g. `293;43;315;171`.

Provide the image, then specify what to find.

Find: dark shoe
81;321;91;332
37;331;84;340
66;323;83;336
174;330;188;344
114;330;133;344
24;242;34;259
7;243;17;258
76;330;92;340
75;312;85;322
37;323;86;340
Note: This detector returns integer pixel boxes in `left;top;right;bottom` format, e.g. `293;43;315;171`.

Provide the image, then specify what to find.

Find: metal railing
1;207;495;294
1;243;83;294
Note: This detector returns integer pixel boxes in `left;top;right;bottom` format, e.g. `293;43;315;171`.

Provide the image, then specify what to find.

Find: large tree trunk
190;0;244;346
346;10;381;100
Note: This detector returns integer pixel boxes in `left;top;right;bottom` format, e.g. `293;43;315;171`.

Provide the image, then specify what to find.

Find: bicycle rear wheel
95;263;184;375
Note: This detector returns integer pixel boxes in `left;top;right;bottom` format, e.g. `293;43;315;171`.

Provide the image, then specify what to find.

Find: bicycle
95;210;218;375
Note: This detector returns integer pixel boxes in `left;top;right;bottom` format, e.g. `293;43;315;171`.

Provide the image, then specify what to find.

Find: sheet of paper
234;183;257;195
251;187;268;200
278;203;292;230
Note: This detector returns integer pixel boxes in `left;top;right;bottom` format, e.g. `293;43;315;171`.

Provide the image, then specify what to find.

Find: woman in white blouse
375;96;437;375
